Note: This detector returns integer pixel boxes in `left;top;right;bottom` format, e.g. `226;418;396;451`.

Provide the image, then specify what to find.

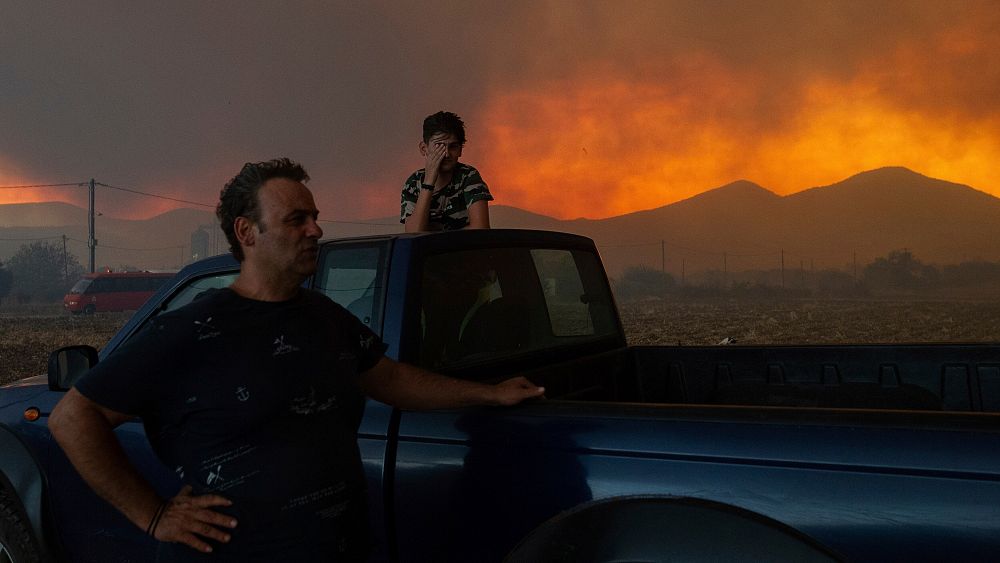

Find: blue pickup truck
2;229;999;562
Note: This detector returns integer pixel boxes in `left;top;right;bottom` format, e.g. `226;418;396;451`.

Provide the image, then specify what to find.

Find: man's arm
358;357;544;410
50;388;237;553
465;199;490;229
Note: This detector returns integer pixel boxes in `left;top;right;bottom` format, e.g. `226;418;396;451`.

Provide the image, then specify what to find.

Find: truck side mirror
48;345;99;391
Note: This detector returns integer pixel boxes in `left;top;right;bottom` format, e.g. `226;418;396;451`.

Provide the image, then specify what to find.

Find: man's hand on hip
154;485;238;553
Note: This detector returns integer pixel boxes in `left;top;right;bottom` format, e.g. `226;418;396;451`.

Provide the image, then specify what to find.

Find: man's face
424;132;463;173
248;178;323;280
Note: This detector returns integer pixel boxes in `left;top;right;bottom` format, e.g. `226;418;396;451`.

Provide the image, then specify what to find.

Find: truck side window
314;242;389;331
419;247;618;369
158;273;239;314
123;271;239;342
531;249;595;336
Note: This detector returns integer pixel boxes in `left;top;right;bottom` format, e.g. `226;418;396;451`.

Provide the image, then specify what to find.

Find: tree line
0;241;84;304
613;249;1000;300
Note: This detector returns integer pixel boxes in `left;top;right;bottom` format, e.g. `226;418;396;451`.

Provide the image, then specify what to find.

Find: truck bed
396;342;1000;563
525;343;1000;412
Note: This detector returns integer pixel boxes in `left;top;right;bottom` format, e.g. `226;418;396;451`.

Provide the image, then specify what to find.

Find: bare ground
3;299;1000;385
1;304;131;385
618;298;1000;345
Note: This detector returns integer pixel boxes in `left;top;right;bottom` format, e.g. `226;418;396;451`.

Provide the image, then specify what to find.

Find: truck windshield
418;246;618;369
68;279;92;294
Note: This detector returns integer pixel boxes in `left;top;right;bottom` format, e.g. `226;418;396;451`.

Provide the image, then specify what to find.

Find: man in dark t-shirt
76;289;378;560
50;158;544;562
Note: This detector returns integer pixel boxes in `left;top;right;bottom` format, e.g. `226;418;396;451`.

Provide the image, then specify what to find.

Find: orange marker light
23;407;41;422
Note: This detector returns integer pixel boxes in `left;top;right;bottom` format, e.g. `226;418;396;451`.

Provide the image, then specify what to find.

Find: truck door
390;245;623;562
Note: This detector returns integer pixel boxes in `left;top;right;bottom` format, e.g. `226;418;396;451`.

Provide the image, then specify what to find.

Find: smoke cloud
2;1;997;220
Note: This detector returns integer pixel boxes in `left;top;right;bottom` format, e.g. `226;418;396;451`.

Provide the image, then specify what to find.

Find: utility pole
88;178;97;273
780;249;785;289
62;234;69;282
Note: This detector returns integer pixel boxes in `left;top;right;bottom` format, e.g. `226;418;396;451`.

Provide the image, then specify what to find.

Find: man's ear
418;141;427;156
234;216;256;251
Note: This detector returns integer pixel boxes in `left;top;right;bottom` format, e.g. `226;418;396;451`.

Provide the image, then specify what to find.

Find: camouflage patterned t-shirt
400;163;493;231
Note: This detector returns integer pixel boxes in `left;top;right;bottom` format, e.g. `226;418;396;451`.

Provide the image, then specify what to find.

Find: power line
4;178;403;227
728;250;782;258
596;238;783;259
0;182;84;189
96;182;402;227
0;235;66;241
60;237;177;252
0;179;216;207
96;182;216;208
98;243;185;252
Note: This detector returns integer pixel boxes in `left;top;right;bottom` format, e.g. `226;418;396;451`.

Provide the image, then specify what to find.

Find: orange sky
471;15;1000;219
2;1;998;221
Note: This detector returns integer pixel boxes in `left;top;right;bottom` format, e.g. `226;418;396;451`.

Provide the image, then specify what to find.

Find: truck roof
182;229;596;275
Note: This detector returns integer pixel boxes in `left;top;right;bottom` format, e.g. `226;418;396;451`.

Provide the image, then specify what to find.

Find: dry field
4;299;1000;385
619;298;1000;345
1;304;131;385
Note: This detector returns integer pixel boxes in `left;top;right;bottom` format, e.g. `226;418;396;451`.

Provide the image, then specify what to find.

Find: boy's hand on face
422;141;447;185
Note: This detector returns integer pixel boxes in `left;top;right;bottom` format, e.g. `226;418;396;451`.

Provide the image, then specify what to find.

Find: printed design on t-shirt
206;465;225;486
235;385;250;402
281;481;348;512
194;316;221;340
273;334;300;356
175;465;185;480
199;444;259;492
289;386;337;415
359;334;377;353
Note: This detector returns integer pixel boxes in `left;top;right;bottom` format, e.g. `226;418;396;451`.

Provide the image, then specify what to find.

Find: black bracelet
420;183;435;191
146;499;167;537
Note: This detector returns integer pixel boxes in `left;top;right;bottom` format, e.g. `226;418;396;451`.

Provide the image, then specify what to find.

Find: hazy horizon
0;165;990;223
4;166;1000;279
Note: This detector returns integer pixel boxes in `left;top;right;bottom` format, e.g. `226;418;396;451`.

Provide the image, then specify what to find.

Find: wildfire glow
474;27;1000;219
475;87;999;219
3;6;998;223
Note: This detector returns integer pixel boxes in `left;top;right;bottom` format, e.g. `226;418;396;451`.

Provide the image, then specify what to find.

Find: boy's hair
217;158;309;262
423;111;467;144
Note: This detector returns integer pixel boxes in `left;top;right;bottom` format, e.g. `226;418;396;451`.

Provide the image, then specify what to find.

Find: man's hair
422;111;467;144
217;158;309;262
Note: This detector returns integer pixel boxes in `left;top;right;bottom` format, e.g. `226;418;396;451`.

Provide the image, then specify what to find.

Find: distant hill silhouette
490;167;1000;277
3;167;998;277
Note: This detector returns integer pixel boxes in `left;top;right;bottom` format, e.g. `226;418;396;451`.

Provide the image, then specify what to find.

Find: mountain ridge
2;167;997;275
